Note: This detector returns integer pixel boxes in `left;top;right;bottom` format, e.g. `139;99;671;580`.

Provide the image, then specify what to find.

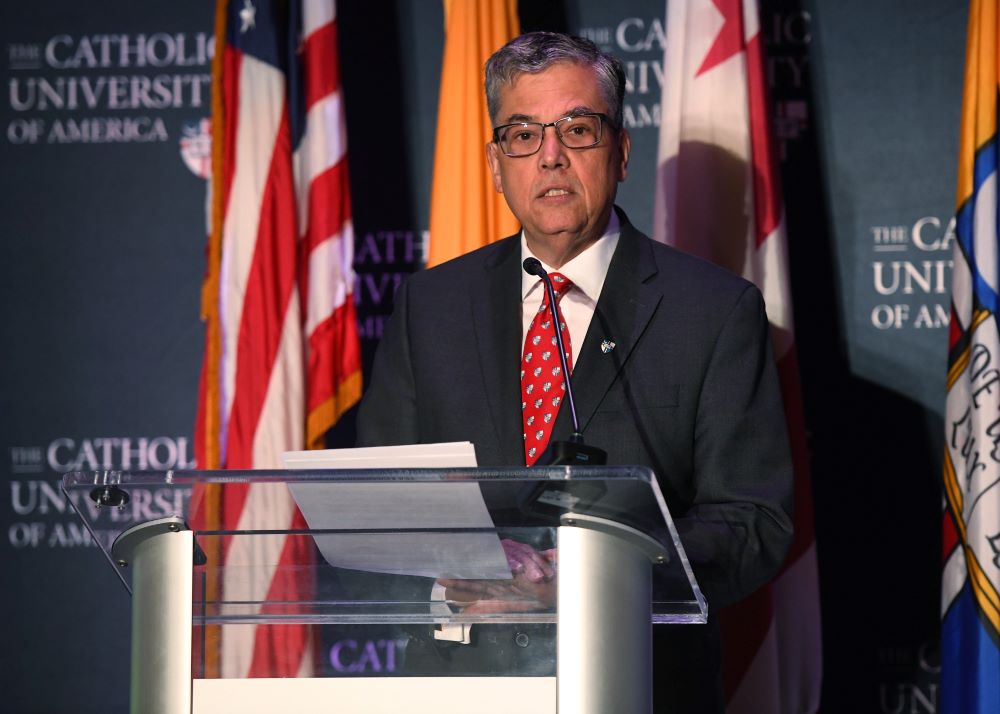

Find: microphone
522;258;607;466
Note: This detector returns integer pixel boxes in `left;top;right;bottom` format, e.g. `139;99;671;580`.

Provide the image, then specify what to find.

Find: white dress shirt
520;211;621;367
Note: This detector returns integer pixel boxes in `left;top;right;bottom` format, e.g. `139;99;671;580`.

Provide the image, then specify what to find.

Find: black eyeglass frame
491;112;613;157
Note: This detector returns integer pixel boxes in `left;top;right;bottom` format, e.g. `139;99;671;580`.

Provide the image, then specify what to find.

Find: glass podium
62;466;706;714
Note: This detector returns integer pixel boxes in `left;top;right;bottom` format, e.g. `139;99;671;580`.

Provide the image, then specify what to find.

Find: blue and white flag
942;2;1000;711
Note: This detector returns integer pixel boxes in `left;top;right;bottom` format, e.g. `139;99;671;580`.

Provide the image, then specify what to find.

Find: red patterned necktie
521;273;573;466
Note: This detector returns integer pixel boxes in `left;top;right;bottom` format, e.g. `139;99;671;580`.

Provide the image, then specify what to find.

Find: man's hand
437;539;557;614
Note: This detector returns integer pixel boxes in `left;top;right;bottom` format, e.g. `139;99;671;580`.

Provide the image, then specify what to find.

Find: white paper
282;442;479;470
283;443;512;579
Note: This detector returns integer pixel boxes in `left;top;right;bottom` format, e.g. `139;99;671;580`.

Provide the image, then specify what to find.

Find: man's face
486;62;630;259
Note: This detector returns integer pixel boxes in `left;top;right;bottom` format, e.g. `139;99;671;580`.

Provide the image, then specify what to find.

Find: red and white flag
654;0;821;711
193;0;362;679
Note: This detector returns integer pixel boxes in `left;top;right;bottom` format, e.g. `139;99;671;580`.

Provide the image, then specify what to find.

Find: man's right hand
437;539;557;613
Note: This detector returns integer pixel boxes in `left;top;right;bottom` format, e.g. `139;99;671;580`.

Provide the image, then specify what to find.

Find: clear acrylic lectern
62;466;706;714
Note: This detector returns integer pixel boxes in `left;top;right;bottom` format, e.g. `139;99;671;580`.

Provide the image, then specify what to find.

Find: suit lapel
472;237;526;466
554;220;662;439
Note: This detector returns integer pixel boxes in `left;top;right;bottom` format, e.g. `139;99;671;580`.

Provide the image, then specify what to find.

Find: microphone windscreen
522;257;543;276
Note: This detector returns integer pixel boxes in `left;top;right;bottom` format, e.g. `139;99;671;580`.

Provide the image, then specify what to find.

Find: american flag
193;0;361;678
653;0;822;711
942;1;1000;710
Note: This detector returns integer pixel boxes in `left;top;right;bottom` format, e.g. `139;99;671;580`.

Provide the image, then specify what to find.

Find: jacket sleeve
673;284;794;611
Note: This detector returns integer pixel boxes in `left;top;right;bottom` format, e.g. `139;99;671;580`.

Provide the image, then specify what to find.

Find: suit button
514;632;530;648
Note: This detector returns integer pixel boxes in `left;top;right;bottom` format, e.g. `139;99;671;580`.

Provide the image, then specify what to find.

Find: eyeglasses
492;113;610;157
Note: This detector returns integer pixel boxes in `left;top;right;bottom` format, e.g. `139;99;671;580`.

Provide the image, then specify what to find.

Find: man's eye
510;129;539;143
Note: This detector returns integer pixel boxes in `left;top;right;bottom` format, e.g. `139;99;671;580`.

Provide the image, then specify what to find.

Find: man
357;32;793;712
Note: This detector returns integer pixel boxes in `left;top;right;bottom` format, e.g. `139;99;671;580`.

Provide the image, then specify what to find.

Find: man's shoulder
624;223;756;299
406;234;520;290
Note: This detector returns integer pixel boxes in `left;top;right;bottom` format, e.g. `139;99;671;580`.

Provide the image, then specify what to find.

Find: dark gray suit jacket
356;210;793;711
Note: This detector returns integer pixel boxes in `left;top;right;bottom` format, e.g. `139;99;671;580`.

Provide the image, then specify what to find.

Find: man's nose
538;125;567;169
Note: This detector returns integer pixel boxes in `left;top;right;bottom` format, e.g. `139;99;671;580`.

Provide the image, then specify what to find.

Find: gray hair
485;32;626;130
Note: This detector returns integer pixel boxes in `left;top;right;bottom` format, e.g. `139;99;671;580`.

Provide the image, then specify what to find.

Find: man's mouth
542;188;570;197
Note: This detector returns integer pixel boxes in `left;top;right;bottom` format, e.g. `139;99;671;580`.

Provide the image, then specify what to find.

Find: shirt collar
520;210;621;302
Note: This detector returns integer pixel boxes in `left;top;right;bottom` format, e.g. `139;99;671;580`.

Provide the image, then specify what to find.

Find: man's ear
486;141;504;193
617;127;631;183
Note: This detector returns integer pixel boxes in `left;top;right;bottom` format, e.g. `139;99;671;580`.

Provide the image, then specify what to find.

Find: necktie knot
549;273;572;298
537;273;572;313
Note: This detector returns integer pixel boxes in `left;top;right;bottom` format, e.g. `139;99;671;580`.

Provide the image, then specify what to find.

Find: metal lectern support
557;513;668;714
112;516;194;714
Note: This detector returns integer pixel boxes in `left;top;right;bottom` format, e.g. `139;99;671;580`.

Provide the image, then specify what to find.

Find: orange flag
427;0;520;267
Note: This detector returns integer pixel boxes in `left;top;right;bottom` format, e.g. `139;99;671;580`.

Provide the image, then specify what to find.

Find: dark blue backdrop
0;1;963;712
